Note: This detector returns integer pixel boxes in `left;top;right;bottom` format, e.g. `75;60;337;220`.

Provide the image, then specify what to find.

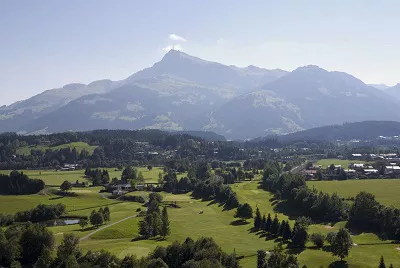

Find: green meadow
307;179;400;207
2;171;400;267
0;166;167;186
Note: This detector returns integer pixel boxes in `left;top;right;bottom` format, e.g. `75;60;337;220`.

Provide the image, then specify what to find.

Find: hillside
279;121;400;141
1;51;400;140
383;83;400;100
1;50;286;136
207;66;400;139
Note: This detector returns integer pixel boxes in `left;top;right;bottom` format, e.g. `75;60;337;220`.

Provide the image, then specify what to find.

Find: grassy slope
233;181;400;267
2;171;400;267
17;142;98;156
79;192;278;265
0;187;117;214
307;179;400;207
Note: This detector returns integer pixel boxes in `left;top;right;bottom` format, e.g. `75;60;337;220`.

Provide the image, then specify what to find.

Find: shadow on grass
230;219;249;226
286;243;306;255
131;236;166;242
49;196;64;200
207;199;218;206
68;202;122;212
204;199;236;211
73;226;97;232
328;260;349;268
132;235;146;242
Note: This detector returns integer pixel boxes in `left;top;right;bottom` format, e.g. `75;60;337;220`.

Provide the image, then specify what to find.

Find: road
79;215;137;241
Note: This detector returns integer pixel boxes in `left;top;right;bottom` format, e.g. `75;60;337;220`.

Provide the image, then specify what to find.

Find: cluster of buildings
57;163;81;171
107;182;161;196
303;158;400;180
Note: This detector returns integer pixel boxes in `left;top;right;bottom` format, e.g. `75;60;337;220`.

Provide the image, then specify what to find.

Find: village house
363;168;379;175
385;166;400;175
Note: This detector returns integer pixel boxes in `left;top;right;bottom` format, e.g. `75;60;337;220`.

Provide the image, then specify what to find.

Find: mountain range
276;121;400;142
1;49;400;140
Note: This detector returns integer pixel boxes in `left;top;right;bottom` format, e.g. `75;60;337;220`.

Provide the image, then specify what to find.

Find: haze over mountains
1;50;400;140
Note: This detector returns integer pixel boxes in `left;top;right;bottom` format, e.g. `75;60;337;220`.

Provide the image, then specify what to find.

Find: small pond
45;218;80;227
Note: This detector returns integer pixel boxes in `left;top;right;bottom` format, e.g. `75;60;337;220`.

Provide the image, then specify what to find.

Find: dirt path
79;215;137;241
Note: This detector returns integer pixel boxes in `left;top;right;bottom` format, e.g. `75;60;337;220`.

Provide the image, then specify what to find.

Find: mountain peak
294;65;326;72
160;49;211;66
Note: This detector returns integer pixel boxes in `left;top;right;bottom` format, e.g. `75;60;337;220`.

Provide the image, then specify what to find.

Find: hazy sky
1;0;400;106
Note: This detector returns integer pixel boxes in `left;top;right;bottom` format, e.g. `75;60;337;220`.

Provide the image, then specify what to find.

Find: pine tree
265;213;272;233
278;220;286;237
103;206;111;222
254;207;262;230
261;214;267;231
152;212;162;237
161;206;170;238
283;222;292;241
270;214;280;235
139;214;153;237
379;256;386;268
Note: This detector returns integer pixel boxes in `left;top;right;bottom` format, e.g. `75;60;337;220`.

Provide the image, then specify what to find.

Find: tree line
261;162;400;253
0;170;44;195
262;162;349;222
0;204;66;226
348;191;400;240
139;193;170;239
84;168;110;185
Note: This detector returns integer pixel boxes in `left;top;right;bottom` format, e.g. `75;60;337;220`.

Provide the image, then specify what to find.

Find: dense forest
0;130;256;169
0;170;44;195
0;129;387;171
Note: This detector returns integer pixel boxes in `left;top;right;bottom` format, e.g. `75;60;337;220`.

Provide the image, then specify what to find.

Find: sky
1;0;400;106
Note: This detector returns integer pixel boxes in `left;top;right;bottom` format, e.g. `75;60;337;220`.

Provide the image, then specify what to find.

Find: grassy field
81;182;400;267
17;142;98;156
316;158;366;168
307;179;400;207
0;166;169;186
2;170;400;267
0;187;118;214
0;169;91;186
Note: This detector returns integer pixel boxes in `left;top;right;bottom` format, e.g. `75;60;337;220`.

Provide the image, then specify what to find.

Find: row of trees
263;162;400;242
79;207;111;228
84;168;110;185
348;191;400;240
0;170;44;195
0;129;280;170
162;171;195;193
253;207;354;261
262;163;348;222
254;210;293;242
256;228;354;268
139;193;170;238
0;204;66;226
192;176;240;210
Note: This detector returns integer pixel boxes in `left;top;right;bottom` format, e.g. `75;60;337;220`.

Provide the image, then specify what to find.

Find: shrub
310;233;325;248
